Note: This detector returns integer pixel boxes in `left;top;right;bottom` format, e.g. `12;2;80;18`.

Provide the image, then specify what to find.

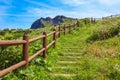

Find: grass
1;17;120;80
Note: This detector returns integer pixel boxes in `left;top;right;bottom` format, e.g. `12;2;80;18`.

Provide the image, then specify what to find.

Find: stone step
53;73;76;77
64;52;81;54
55;62;81;67
58;56;81;59
57;61;79;64
60;54;81;56
53;67;79;69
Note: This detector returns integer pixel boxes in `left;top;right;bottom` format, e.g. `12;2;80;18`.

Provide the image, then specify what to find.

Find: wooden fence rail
0;22;78;77
91;14;120;23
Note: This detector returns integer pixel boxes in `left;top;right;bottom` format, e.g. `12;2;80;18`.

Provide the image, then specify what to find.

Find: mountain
31;15;74;29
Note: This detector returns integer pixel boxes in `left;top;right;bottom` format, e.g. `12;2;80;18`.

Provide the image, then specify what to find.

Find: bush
87;22;120;42
77;20;84;27
77;18;91;27
0;35;4;40
4;33;14;40
0;46;22;70
0;30;6;35
3;28;9;32
80;18;90;25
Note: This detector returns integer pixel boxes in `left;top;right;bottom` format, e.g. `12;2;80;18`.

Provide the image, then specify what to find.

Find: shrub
77;18;91;27
3;28;9;32
80;18;90;24
87;22;120;42
0;30;6;35
4;33;14;40
0;35;4;40
0;46;22;70
84;18;91;24
77;20;84;27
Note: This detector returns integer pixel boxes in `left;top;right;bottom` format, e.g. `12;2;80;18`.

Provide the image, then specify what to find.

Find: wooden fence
102;14;120;19
91;14;120;22
0;22;78;77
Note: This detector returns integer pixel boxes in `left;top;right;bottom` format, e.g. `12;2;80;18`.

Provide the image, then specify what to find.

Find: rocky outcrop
31;19;45;29
31;15;73;29
53;15;66;24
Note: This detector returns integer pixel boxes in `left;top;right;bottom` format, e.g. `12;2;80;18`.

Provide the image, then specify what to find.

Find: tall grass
87;18;120;42
1;17;120;80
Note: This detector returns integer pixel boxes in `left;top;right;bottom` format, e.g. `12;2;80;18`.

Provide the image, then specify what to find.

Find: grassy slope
1;18;120;80
0;19;76;71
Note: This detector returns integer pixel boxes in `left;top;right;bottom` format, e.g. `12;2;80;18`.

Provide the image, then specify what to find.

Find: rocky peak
54;15;66;19
31;15;74;29
45;17;52;23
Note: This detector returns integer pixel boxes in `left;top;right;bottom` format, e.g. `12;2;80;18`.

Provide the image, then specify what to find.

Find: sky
0;0;120;30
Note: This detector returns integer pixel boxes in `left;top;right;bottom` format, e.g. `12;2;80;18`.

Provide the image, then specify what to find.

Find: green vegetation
0;17;120;80
88;17;120;41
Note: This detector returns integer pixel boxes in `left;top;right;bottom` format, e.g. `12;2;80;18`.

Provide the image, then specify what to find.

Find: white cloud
60;0;120;6
27;8;62;18
24;0;57;9
60;0;89;6
0;0;120;29
97;0;120;6
27;7;116;18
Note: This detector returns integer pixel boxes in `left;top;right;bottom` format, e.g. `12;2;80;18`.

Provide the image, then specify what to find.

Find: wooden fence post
58;24;61;37
111;15;112;18
23;35;29;68
64;24;66;35
102;17;104;20
70;24;72;32
94;18;96;23
74;23;76;30
43;32;47;58
77;20;79;27
53;28;56;48
69;24;71;33
72;24;73;30
91;17;93;23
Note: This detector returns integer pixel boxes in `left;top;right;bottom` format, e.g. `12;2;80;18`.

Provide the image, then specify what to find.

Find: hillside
1;17;120;80
31;15;76;29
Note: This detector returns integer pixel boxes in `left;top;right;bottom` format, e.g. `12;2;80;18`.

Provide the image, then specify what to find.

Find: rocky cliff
31;15;73;29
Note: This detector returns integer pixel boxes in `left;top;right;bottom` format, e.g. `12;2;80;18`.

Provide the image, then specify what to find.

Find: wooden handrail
28;48;45;62
56;31;60;35
0;61;26;77
46;41;55;49
29;35;45;43
0;40;26;46
0;22;77;78
47;31;56;37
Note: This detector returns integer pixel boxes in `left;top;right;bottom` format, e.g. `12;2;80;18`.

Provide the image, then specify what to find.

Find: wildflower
118;53;120;55
113;64;120;71
118;32;120;36
111;53;116;57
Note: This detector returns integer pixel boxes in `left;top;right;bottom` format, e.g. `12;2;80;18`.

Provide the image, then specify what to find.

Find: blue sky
0;0;120;30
